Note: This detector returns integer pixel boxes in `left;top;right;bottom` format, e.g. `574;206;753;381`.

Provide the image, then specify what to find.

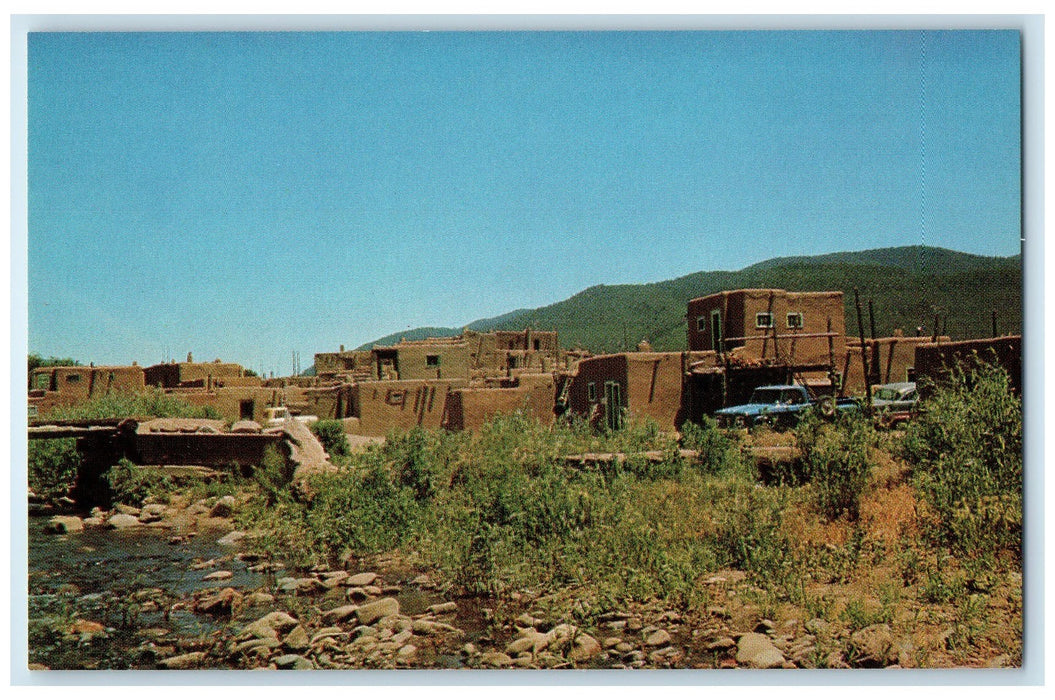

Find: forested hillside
361;246;1022;354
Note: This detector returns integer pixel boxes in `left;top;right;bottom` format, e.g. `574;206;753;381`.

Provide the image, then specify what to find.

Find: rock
139;503;167;523
209;496;237;518
114;503;141;516
506;631;547;655
217;530;247;547
274;653;313;670
427;601;458;615
320;571;350;588
516;612;546;628
705;636;736;651
244;592;275;606
277;577;322;595
396;644;418;662
282;625;311;651
107;513;141;529
231;420;263;434
82;517;105;528
241;611;299;640
736;633;786;669
321;604;360;624
195;587;242;616
202;570;233;582
480;651;514;667
569;633;602;661
850;624;896;667
412;619;463;636
356;597;400;626
47;515;83;534
158;651;206;669
643;629;672;647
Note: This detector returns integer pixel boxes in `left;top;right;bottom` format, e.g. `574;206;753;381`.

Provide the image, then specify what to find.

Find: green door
604;380;624;431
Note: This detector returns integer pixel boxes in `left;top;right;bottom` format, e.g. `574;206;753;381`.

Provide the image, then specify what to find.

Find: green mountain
360;246;1022;354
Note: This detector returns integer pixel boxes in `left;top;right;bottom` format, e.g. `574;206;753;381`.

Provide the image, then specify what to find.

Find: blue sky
27;30;1021;376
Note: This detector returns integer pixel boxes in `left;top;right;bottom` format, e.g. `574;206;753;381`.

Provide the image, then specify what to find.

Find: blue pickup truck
714;384;861;430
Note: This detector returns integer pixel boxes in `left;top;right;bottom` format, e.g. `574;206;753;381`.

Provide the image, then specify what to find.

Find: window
533;339;541;350
755;313;774;329
786;312;804;329
66;373;81;383
587;382;597;402
386;389;406;405
697;315;707;332
426;354;440;367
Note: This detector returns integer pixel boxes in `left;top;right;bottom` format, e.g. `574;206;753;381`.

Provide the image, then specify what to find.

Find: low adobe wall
445;376;556;431
914;336;1022;394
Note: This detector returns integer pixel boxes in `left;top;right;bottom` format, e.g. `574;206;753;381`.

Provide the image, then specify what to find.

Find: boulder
46;515;83;534
850;624;897;667
107;513;141;529
240;611;299;640
274;653;313;670
356;597;400;626
346;572;378;587
158;651;206;669
736;632;786;669
195;587;242;616
569;633;602;662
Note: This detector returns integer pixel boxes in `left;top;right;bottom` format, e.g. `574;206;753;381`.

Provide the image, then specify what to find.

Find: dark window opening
787;312;804;329
239;400;254;420
426;355;440;367
756;313;774;329
533;339;541;350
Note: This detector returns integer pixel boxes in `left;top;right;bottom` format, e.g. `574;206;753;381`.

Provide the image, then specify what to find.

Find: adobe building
913;335;1022;395
841;334;946;395
567;352;715;431
338;378;468;436
315;328;568;385
313;346;374;381
443;374;557;432
687;289;846;368
28;364;146;418
144;356;255;390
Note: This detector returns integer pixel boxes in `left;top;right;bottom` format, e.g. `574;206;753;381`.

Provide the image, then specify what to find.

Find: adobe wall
841;336;936;394
314;349;373;377
144;361;244;388
913;336;1022;395
377;343;472;381
567;354;628;423
349;379;467;436
621;353;689;430
688;290;845;366
444;375;557;432
28;366;147;418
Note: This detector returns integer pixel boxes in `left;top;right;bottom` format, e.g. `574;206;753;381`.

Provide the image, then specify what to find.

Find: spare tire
818;396;837;420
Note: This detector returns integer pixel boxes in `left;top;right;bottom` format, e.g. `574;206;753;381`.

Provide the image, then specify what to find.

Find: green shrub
28;438;82;503
681;417;740;475
796;412;875;520
903;360;1022;561
48;390;220;421
105;458;173;506
310;420;350;461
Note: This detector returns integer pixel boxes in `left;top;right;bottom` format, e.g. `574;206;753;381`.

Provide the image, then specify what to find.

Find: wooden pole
854;288;872;412
827;317;837;396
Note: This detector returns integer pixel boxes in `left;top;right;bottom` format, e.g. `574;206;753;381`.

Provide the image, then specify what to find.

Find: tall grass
902;360;1022;563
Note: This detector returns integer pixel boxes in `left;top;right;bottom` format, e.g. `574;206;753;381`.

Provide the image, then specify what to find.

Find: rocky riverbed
28;489;1020;671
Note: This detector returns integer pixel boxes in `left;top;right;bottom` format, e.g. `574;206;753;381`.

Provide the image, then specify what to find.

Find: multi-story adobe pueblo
29;289;1019;436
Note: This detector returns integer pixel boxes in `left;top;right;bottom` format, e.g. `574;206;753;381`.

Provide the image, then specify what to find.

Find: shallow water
27;516;264;669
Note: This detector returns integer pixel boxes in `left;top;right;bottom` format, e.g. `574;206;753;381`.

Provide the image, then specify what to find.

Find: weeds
902;360;1022;562
796;412;875;520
